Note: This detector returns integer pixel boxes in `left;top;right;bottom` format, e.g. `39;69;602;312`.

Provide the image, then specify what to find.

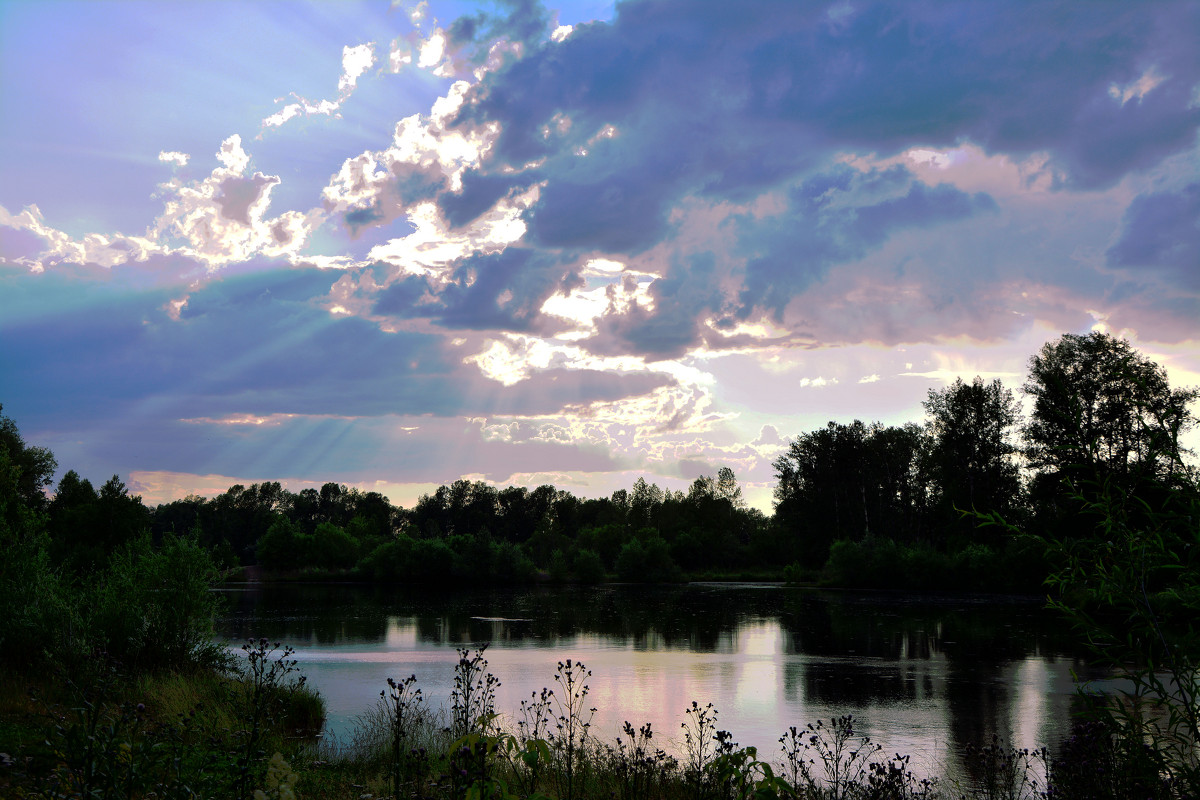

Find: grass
0;642;326;799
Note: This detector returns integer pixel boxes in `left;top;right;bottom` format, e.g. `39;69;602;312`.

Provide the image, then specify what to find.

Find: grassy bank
0;640;324;799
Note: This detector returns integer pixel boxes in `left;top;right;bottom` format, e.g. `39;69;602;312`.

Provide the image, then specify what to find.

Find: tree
0;403;57;515
715;466;745;509
773;420;926;566
973;464;1200;795
256;516;301;571
47;472;150;572
1023;332;1197;488
922;377;1022;537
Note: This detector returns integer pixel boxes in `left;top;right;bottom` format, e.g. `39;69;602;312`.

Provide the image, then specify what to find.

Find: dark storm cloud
0;263;670;432
575;164;997;358
373;247;580;332
438;171;535;228
589;251;725;360
446;0;553;53
440;0;1199;251
526;163;681;253
1108;183;1200;289
382;0;1199;361
439;247;579;330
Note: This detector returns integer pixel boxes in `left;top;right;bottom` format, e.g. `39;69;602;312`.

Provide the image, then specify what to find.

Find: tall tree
1023;332;1197;487
715;466;745;509
0;404;57;515
922;377;1022;537
773;421;925;565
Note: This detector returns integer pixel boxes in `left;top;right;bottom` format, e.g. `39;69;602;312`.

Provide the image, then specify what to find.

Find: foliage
1022;331;1198;502
382;673;428;799
1045;717;1175;800
449;646;501;741
1043;476;1200;795
956;736;1046;800
600;721;677;800
681;701;721;799
773;421;927;566
234;639;314;800
921;377;1023;539
615;534;683;582
0;512;76;670
14;639;1198;800
547;658;595;800
3;651;323;800
49;473;152;574
820;537;1042;594
572;548;606;584
89;531;226;671
790;716;883;799
0;406;226;675
972;424;1200;799
0;403;57;516
254;751;300;800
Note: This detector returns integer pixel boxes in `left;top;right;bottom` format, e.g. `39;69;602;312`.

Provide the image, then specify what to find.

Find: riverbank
0;642;324;797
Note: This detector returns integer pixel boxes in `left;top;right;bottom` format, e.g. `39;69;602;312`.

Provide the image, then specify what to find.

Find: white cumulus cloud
261;42;376;132
158;150;190;167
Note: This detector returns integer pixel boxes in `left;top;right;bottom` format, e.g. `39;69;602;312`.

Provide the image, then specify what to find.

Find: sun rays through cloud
2;0;1198;508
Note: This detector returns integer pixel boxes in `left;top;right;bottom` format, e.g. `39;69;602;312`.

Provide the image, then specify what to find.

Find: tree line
774;332;1197;589
3;331;1197;592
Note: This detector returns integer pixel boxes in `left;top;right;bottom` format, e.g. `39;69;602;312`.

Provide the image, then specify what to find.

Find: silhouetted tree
922;377;1022;540
1024;332;1197;486
774;421;926;566
0;403;56;515
1023;332;1198;537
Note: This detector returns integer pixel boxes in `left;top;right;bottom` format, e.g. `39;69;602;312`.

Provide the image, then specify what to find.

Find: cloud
735;165;998;318
4;0;1199;510
0;263;675;432
752;424;783;447
322;80;503;234
0;204;161;272
158;151;190;167
443;0;1199;227
153;135;315;268
322;0;1194;364
1108;183;1200;289
295;0;1197;371
261;42;378;131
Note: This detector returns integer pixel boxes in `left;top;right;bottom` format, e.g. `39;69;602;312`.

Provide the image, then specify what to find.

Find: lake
214;581;1095;785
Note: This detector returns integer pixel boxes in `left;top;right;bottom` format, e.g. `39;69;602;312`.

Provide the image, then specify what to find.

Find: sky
1;0;1198;512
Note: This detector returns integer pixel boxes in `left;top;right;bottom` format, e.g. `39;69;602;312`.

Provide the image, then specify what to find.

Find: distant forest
4;331;1198;593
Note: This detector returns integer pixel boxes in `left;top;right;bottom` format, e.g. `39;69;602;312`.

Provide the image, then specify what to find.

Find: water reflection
215;583;1093;781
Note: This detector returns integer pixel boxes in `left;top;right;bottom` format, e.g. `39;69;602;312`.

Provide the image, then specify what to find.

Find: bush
256;516;301;571
310;521;360;569
616;536;681;583
573;548;606;584
491;540;536;584
0;529;77;670
89;532;225;671
548;549;571;583
821;537;1017;592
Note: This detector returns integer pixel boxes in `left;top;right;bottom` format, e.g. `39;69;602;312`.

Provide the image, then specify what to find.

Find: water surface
215;582;1093;783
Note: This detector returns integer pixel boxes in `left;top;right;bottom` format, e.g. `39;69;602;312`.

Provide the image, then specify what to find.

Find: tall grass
0;640;325;799
286;648;1141;800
